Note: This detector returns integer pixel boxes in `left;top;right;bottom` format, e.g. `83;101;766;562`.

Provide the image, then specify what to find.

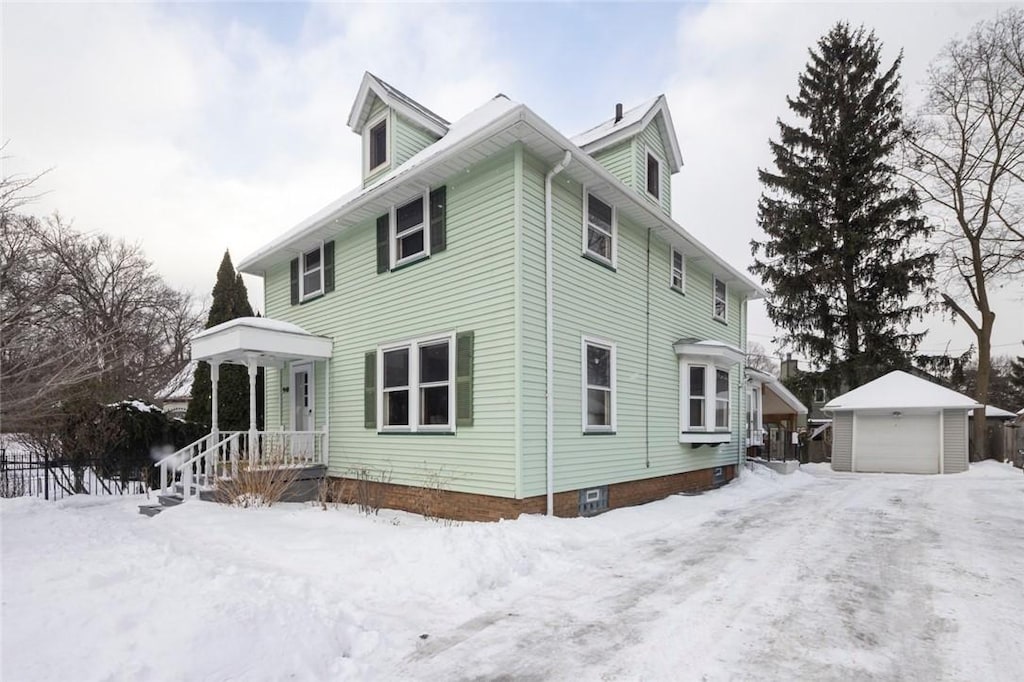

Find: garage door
855;413;940;474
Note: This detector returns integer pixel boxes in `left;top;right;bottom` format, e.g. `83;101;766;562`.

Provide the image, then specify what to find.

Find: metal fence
0;445;149;501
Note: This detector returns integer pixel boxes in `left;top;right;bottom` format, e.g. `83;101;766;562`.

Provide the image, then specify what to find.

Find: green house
164;73;765;520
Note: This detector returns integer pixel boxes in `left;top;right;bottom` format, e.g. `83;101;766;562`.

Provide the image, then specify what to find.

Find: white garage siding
854;413;941;474
943;409;969;473
832;413;853;471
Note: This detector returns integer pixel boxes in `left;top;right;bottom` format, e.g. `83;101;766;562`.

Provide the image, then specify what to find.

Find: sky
4;1;1022;367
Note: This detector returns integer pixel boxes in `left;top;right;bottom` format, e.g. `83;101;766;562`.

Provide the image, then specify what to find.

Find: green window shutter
429;185;447;254
364;352;376;429
455;330;474;427
289;258;299;305
376;214;390;273
324;241;335;294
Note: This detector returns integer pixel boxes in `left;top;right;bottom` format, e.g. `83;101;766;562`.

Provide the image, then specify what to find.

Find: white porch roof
190;317;332;368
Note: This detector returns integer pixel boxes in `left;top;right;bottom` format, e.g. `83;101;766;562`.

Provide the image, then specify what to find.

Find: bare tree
746;342;779;375
1;171;204;431
904;8;1024;458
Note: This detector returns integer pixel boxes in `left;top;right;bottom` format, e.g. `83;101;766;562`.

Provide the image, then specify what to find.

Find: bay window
674;339;743;444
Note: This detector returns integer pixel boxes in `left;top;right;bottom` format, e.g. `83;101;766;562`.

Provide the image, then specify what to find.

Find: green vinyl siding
392;114;440;167
636;116;671;215
591;140;634;189
265;150;518;497
520;150;742;497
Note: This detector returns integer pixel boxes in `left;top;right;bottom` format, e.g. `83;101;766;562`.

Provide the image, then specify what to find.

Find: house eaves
571;95;684;173
346;72;449;138
239;99;765;299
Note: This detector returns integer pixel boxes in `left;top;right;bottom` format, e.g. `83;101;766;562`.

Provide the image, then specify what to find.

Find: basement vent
578;486;608;516
712;467;725;487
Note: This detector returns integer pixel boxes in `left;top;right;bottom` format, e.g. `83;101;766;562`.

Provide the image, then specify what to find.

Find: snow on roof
972;405;1017;419
192;316;315;340
570;95;684;172
572;96;660;148
156;362;196;401
823;371;982;411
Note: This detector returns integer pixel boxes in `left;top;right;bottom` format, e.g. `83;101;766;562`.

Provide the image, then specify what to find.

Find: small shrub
414;467;458;526
215;456;300;508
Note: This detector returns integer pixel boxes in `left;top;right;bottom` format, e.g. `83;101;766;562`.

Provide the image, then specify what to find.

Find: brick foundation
327;464;737;522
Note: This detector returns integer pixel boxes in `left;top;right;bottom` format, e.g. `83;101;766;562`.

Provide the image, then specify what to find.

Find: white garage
825;371;981;475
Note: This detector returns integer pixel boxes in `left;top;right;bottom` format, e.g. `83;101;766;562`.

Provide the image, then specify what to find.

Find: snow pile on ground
3;463;1023;681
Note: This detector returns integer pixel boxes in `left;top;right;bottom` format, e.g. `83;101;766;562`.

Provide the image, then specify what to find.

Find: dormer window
365;113;389;174
646;150;661;199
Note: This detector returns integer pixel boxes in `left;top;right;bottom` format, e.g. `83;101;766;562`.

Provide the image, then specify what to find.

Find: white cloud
3;3;512;308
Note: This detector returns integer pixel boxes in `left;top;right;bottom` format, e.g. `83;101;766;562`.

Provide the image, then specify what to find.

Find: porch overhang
190;317;332;368
673;338;745;367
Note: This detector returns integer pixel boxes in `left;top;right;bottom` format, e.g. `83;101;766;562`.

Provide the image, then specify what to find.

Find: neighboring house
155;362;195;419
746;368;807;461
167;73;766;520
825;371;980;475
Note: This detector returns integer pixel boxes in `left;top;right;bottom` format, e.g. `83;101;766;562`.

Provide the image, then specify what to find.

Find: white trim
363;110;391;177
581;335;616;433
938;409;945;474
582;189;617;268
670;247;685;292
390;190;430;268
289;362;314;433
643;144;662;201
298;242;325;301
679;361;734;440
851;412;858;472
377;331;455;433
713;275;728;322
347;72;449;137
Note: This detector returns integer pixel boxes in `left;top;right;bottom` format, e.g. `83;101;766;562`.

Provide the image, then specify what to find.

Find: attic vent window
646;151;661;199
367;115;389;173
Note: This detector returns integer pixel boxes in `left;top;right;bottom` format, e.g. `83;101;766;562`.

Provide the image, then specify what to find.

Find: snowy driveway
3;463;1023;681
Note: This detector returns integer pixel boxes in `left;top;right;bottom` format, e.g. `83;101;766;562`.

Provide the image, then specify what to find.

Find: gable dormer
571;95;683;216
347;72;450;187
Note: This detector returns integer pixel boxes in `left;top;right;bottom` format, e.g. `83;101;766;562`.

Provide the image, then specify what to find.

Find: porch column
248;360;258;464
210;361;221;443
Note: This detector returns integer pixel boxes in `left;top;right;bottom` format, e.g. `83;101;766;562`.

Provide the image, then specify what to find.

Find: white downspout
545;150;572;516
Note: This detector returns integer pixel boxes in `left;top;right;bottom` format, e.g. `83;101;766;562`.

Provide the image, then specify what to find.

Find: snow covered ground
3;462;1023;681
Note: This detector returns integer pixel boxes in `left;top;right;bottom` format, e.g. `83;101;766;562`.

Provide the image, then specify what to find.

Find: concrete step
138;504;164;517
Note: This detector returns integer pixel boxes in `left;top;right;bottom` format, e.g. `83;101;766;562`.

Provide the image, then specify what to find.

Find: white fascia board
347;73;448;137
577;97;683;172
191;326;332;364
673;339;745;366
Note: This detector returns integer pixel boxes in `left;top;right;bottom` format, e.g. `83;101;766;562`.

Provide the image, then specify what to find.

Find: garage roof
824;371;982;412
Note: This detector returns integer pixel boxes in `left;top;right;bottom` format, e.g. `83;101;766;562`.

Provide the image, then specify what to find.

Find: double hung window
713;276;728;322
300;244;324;300
379;335;454;431
582;337;616;432
671;249;685;292
394;194;427;266
584;193;615;266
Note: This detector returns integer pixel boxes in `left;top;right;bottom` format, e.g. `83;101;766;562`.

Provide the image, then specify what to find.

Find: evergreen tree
752;23;934;392
185;251;263;430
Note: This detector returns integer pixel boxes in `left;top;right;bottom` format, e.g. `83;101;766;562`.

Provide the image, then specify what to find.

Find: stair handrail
178;432;244;501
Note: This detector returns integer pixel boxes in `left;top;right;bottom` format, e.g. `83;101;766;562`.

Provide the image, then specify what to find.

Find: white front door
291;363;315;458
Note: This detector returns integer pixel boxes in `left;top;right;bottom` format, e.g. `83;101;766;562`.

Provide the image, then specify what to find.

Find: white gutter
545;150;572;516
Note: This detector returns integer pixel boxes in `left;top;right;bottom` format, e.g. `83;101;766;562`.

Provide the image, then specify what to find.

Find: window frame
679;362;732;435
299;242;325;301
670;248;686;292
714;368;731;429
582;189;617;268
377;332;456;433
581;336;617;433
644;145;662;200
390;190;430;268
364;111;390;176
713;276;728;323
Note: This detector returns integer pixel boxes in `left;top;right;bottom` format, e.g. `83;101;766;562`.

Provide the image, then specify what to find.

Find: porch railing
156;430;326;501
